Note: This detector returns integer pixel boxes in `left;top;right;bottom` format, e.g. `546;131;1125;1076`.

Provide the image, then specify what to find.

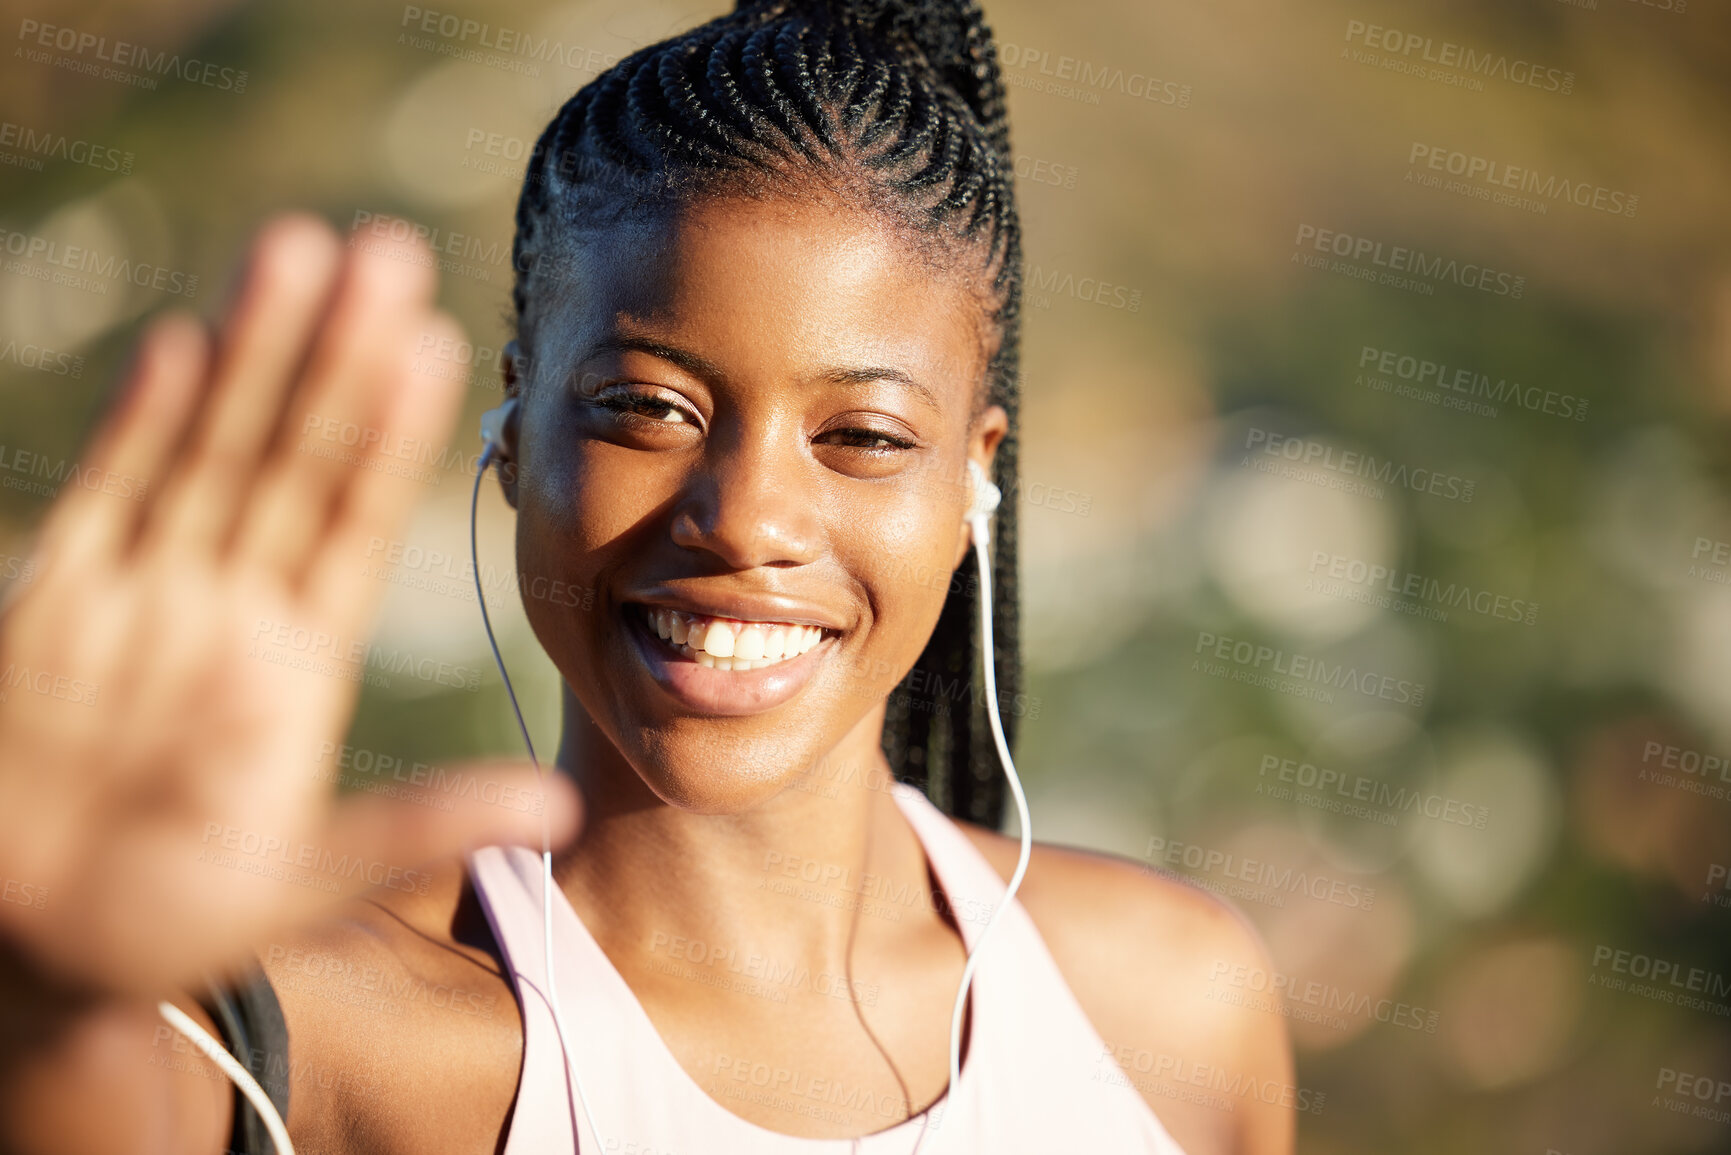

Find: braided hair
510;0;1024;827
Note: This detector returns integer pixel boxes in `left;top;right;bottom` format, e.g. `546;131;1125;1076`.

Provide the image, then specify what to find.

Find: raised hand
0;215;577;997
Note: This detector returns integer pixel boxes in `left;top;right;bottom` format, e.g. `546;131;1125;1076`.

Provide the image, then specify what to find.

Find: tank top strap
885;782;1019;952
466;845;591;1154
883;785;1193;1155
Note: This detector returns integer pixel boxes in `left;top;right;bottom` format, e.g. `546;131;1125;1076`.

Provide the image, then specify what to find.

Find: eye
591;386;700;430
815;427;918;452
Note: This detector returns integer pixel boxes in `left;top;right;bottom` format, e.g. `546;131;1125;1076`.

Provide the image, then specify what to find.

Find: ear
497;340;525;510
952;403;1010;571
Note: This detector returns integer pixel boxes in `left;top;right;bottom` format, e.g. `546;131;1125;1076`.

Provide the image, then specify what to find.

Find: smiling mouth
633;605;837;672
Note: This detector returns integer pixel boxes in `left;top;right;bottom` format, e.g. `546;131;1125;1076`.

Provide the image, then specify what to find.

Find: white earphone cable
930;498;1034;1147
156;999;297;1155
472;442;609;1153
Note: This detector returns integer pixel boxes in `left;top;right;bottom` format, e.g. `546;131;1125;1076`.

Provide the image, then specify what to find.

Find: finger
31;314;209;575
143;215;343;557
299;311;468;635
232;239;446;582
316;765;582;903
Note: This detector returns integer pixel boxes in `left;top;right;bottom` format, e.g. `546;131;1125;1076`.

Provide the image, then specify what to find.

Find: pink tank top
467;781;1188;1154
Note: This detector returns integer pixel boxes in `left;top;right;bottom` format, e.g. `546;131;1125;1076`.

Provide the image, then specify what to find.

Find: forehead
530;194;992;395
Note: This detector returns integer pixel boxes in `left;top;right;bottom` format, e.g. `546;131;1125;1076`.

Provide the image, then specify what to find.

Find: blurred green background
3;0;1730;1150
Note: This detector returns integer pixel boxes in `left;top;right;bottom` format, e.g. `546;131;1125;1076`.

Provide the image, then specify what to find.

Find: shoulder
952;821;1295;1155
257;856;523;1155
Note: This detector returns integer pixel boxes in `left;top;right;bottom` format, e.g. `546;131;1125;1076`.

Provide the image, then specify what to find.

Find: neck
549;685;939;980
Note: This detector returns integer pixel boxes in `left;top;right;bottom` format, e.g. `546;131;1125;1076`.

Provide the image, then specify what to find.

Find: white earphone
964;456;1002;529
158;397;1030;1155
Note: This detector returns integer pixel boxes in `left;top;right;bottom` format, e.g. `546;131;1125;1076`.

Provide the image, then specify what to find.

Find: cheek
511;439;655;670
516;437;655;579
848;493;964;661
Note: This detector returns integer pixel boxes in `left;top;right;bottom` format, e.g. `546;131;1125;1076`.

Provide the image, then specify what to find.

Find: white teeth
643;608;830;671
701;621;735;658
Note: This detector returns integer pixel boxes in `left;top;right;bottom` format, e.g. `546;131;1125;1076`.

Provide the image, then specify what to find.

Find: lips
622;602;840;716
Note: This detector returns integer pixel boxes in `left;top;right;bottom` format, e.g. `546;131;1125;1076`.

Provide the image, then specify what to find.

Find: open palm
0;216;574;996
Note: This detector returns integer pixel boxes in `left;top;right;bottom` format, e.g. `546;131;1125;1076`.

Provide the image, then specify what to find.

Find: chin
621;723;838;815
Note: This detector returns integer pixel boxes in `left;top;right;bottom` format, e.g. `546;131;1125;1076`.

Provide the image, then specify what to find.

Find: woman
0;1;1292;1152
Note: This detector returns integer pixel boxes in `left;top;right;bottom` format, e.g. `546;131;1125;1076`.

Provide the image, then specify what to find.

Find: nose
668;417;823;569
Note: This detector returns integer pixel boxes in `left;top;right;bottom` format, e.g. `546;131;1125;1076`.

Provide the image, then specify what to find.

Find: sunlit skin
0;203;1293;1155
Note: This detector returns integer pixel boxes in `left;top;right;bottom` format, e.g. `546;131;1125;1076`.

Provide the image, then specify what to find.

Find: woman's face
504;194;1007;814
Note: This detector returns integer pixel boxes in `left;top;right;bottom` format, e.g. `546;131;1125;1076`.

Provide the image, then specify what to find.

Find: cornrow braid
511;0;1024;828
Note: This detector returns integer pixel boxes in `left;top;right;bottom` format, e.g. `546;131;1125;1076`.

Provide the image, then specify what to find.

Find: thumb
320;761;583;893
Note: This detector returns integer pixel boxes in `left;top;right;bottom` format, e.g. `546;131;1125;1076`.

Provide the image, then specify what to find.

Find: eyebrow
584;335;942;413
